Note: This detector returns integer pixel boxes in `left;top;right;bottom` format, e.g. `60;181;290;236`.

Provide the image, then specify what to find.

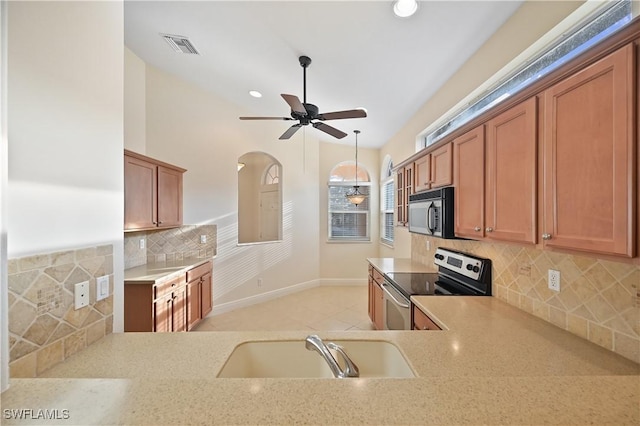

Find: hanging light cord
354;130;360;189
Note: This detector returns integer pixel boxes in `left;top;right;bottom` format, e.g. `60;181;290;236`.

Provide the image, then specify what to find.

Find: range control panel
434;248;484;281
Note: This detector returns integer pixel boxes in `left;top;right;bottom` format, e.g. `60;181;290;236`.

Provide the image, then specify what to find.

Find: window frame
327;161;371;242
380;156;394;246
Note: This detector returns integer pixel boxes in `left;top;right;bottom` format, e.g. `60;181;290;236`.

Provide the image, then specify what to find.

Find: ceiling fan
239;55;367;140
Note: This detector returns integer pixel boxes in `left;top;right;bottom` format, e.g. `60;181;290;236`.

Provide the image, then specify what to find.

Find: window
420;0;632;149
328;161;370;241
380;156;394;246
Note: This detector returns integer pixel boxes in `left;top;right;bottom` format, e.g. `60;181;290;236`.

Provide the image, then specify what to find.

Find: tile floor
195;285;375;332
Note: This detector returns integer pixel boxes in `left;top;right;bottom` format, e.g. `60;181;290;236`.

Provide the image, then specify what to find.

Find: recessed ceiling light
249;90;262;98
393;0;418;18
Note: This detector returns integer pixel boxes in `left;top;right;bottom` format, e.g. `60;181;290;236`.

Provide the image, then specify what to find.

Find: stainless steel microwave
408;187;456;238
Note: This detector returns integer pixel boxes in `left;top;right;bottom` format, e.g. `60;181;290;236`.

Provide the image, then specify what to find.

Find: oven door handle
381;283;410;308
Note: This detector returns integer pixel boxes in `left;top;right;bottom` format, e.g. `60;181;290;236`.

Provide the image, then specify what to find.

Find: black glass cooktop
384;272;481;301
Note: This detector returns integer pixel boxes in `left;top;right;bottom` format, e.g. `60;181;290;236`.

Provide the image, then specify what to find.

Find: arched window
328;161;370;241
380;155;394;246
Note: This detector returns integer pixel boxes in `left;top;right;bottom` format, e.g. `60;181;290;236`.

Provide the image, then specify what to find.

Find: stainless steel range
381;248;492;330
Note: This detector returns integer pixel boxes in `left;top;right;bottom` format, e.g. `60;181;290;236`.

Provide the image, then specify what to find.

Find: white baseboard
319;278;367;287
210;278;367;316
211;279;320;316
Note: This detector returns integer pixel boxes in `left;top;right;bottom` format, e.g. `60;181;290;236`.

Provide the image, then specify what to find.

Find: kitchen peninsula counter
124;258;211;284
2;297;638;424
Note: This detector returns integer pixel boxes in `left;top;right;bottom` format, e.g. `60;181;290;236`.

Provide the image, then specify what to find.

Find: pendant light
346;130;367;206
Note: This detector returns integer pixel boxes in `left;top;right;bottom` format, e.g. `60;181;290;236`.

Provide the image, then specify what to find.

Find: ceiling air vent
161;34;200;55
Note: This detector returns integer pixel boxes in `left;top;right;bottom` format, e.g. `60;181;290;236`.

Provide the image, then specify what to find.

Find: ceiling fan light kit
239;55;367;140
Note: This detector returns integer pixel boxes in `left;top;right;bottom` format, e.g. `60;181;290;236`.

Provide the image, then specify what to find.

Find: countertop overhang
2;294;638;425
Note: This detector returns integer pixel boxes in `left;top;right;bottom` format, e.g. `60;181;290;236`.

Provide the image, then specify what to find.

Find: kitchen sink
216;339;416;378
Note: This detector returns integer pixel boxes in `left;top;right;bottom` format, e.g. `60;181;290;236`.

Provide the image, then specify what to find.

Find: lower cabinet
367;264;385;330
125;261;213;332
412;305;441;331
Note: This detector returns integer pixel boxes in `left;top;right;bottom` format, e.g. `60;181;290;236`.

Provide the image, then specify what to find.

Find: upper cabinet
124;150;186;231
414;143;453;192
485;97;537;245
541;44;635;257
396;163;413;226
453;126;485;239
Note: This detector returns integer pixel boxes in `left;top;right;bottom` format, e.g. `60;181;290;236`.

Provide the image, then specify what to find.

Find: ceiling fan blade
318;109;367;121
239;116;293;120
279;124;303;140
312;122;347;139
281;94;307;115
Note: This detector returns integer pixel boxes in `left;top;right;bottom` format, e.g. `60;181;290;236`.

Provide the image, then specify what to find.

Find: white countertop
124;258;211;284
2;296;638;425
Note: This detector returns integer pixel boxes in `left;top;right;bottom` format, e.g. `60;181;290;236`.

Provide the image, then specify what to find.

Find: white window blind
328;185;370;240
381;179;394;245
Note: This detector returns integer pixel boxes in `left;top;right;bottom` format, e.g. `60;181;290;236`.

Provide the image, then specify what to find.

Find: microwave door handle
427;202;435;234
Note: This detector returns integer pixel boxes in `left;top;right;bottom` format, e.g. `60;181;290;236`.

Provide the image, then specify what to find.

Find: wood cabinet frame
124;150;186;232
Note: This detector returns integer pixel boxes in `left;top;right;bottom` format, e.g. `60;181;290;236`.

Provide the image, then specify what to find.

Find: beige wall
379;1;584;260
143;64;321;306
124;47;146;153
4;1;124;381
319;141;380;281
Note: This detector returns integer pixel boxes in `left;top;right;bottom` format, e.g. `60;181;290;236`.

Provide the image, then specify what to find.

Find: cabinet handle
542;233;552;240
157;221;163;225
152;221;158;225
486;227;493;233
474;227;481;232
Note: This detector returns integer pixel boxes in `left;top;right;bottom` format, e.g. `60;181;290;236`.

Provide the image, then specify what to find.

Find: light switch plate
96;275;109;301
74;281;89;310
200;235;207;244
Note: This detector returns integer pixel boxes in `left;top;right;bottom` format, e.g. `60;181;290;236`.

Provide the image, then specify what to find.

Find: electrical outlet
548;269;561;292
426;240;431;250
257;278;263;287
74;281;89;310
96;275;109;301
139;238;145;250
200;235;207;244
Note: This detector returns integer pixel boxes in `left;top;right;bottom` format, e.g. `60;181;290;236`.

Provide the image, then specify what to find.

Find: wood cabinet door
157;166;183;228
154;294;172;333
414;154;431;193
172;286;187;332
124;155;157;230
396;170;405;225
430;143;453;188
186;279;201;331
485;97;537;245
367;274;375;323
453;126;485;239
542;45;635;257
200;272;213;318
373;283;384;330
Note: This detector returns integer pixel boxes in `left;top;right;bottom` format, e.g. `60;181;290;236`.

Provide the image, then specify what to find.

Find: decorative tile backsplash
412;234;639;364
8;245;114;377
124;224;217;269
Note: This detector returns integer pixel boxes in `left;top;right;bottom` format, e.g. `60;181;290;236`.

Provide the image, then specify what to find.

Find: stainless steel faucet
305;335;359;378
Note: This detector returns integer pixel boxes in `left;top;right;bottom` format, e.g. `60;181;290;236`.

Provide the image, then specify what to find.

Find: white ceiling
124;1;524;148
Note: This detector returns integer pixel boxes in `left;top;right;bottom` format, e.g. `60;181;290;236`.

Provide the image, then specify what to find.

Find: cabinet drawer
154;275;185;300
372;268;385;285
186;261;212;282
413;305;441;331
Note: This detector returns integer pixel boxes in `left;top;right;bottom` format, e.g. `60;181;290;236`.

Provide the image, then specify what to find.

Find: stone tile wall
8;245;114;377
412;234;640;364
124;224;217;269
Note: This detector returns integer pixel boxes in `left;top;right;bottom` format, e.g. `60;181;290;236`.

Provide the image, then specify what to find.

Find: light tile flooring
195;286;375;332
